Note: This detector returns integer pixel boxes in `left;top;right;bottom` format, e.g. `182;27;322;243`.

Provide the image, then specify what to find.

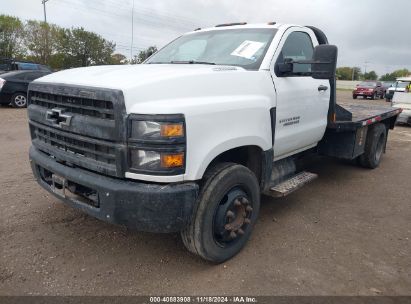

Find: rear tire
181;163;260;263
358;123;387;169
11;92;27;108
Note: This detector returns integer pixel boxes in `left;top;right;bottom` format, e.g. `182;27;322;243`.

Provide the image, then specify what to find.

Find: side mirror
311;44;338;79
277;58;293;74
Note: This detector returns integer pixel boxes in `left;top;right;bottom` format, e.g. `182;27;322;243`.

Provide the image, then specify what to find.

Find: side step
269;171;318;197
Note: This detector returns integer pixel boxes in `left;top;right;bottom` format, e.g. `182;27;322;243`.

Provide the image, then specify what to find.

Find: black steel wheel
213;187;254;247
181;163;260;263
358;123;387;169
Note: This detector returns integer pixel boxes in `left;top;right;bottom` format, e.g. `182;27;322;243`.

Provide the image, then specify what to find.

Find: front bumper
397;111;411;124
30;146;199;233
353;90;373;96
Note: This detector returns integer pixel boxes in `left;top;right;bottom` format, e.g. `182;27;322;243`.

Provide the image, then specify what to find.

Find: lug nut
237;228;245;235
230;231;237;239
234;199;241;207
246;206;253;212
226;210;235;219
240;197;249;204
244;218;251;224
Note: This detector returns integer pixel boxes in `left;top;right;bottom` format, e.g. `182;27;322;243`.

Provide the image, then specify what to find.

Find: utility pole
42;0;49;23
130;0;135;61
41;0;50;65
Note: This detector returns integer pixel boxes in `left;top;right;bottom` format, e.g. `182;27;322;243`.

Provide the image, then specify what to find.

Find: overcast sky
2;0;410;76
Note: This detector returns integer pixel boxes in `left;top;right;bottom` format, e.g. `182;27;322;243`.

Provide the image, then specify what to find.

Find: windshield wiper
170;60;216;65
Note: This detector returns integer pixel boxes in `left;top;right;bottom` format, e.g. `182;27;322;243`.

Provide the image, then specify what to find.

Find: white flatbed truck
28;23;402;262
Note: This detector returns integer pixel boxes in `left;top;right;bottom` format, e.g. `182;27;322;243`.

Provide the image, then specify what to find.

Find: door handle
318;85;328;92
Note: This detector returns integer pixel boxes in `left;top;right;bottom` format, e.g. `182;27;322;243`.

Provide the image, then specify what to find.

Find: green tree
380;69;410;81
0;14;25;58
24;20;63;65
65;27;116;68
363;70;378;80
336;66;362;80
131;46;158;64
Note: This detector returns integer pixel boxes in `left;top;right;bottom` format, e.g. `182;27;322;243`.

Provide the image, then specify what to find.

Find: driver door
271;28;330;160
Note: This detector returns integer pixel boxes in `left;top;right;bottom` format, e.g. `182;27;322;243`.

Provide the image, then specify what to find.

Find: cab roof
188;22;291;34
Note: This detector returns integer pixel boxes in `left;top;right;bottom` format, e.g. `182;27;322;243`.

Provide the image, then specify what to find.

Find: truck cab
27;23;401;262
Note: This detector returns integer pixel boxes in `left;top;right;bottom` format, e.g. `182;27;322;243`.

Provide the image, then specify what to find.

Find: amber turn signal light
161;153;184;168
160;123;184;137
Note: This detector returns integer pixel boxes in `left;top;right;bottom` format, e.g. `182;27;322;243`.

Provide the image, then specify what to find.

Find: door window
276;31;314;75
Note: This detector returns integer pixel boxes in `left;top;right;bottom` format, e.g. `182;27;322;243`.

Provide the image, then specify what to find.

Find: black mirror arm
289;59;333;65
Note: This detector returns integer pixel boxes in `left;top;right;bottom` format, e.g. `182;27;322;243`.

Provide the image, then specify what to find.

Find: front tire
11;92;27;108
181;163;260;263
358;123;387;169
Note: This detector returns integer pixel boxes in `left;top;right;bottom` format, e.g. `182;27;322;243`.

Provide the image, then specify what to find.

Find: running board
269;171;318;197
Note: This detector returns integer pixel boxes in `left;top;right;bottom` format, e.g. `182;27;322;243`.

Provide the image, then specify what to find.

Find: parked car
352;81;385;100
382;81;394;91
0;58;52;75
385;77;411;102
0;70;51;108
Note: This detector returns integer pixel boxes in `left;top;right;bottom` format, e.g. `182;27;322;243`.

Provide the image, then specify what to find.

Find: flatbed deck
328;101;402;130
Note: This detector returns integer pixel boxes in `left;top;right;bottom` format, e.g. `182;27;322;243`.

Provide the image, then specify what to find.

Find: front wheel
181;163;260;263
11;92;27;108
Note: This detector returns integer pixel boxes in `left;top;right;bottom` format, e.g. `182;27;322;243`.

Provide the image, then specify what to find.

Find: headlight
127;114;186;175
0;78;5;90
130;149;184;172
130;120;184;140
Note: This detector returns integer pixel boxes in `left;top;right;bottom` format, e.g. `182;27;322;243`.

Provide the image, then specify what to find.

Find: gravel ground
0;91;410;296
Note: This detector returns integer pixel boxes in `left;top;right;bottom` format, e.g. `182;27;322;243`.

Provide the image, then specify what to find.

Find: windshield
394;81;410;88
359;82;376;87
146;28;277;70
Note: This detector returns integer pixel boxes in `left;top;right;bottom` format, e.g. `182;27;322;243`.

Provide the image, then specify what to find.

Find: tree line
336;66;410;81
0;14;157;69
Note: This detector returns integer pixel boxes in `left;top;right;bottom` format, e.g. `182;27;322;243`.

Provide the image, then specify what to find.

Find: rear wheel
181;163;260;263
358;123;387;169
11;92;27;108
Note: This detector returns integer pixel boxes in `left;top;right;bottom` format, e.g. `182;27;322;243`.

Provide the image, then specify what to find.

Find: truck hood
34;64;244;90
33;64;275;114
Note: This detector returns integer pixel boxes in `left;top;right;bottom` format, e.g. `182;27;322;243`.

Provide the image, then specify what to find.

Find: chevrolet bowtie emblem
46;108;72;127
